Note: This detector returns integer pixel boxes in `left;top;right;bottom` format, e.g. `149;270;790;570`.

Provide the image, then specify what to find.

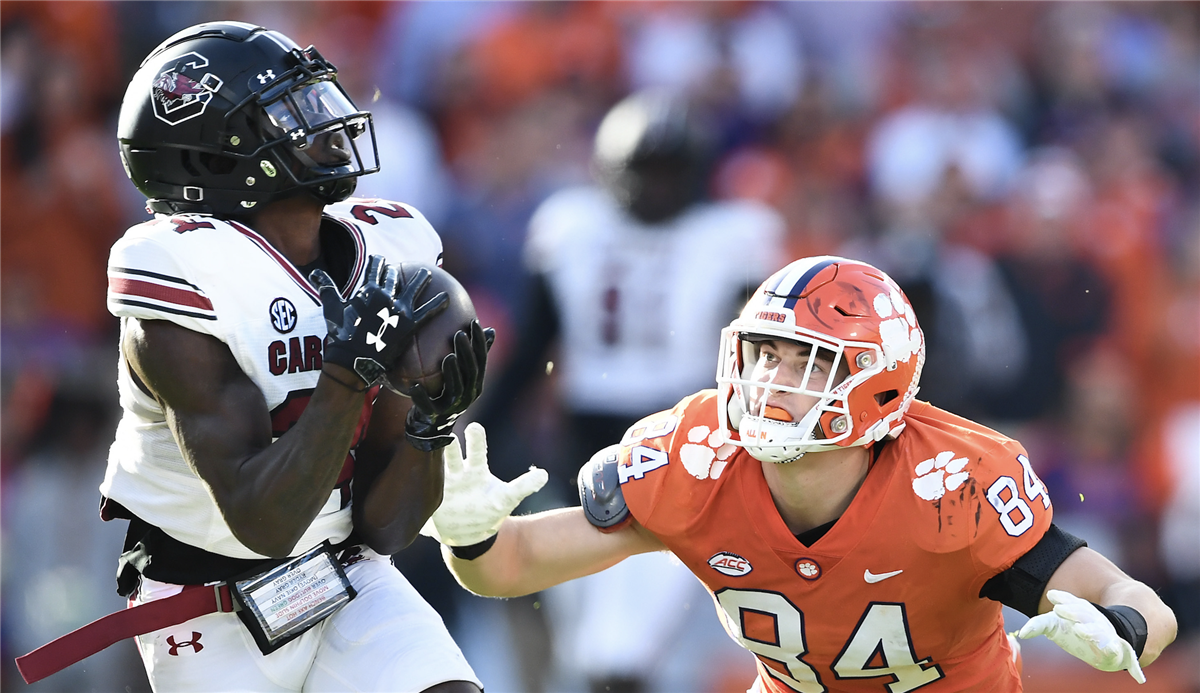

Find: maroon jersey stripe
109;276;214;311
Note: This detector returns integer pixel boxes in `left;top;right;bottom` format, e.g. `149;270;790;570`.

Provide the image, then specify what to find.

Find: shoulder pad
577;444;631;532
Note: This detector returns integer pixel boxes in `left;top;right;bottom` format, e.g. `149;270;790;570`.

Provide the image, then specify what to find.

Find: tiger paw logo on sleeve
679;425;738;480
911;451;972;501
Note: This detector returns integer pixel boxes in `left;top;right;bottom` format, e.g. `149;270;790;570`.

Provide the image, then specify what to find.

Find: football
387;262;477;396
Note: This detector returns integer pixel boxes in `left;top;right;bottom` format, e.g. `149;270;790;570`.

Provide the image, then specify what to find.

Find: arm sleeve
979;523;1088;616
106;234;220;335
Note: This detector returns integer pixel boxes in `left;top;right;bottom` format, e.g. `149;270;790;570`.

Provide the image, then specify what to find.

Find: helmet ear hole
198;152;237;175
874;389;899;407
179;150;238;178
179;150;202;177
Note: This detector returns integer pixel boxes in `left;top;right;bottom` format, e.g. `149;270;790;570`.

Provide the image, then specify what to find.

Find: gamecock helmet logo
151;52;223;126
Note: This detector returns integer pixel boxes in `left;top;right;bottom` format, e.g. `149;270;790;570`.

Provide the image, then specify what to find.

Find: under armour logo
338;545;366;567
256;70;276;84
366;307;399;352
167;632;204;655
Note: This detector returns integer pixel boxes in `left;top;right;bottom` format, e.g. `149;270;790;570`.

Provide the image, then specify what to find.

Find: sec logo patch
269;297;297;334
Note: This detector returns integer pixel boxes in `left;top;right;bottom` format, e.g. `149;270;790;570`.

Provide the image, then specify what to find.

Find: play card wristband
229;541;356;655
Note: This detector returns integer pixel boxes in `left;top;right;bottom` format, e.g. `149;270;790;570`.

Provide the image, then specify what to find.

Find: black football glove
311;254;448;387
405;320;495;451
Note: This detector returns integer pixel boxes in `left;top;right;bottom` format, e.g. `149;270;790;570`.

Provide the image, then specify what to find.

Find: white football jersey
101;198;442;560
525;187;784;415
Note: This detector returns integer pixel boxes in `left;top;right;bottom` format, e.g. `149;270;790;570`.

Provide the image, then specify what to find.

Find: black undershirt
295;253;331;287
795;519;837;547
297;217;358;290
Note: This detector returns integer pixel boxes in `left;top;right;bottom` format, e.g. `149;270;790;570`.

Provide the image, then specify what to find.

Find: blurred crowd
1;2;1197;692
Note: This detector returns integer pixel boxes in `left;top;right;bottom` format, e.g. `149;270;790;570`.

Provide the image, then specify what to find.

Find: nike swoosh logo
864;569;904;583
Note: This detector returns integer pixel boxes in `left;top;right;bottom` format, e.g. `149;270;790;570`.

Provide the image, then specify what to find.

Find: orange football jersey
616;391;1053;693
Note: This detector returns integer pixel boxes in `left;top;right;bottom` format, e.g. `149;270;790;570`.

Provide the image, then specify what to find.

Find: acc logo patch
152;52;224;126
795;558;821;580
269;297;298;334
708;552;753;577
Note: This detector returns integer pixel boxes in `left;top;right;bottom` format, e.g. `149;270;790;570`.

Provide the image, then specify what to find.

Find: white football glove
1017;589;1145;684
419;422;548;547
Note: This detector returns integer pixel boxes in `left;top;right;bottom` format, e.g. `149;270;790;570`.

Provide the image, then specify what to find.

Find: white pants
132;548;480;692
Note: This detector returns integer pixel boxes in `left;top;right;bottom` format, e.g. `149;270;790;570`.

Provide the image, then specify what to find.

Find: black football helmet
592;88;714;224
117;21;379;216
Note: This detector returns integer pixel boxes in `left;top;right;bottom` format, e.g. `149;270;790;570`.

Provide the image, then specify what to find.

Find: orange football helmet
716;256;925;462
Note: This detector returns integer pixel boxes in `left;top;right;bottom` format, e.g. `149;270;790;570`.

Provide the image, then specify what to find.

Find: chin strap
148;198;213;216
308;175;357;205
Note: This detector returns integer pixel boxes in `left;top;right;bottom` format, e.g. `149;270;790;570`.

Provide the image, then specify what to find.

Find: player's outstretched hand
1017;589;1145;684
420;422;547;547
405;321;494;450
312;255;448;387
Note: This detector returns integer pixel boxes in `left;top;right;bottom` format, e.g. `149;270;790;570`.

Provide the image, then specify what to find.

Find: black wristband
1092;603;1148;658
449;533;498;561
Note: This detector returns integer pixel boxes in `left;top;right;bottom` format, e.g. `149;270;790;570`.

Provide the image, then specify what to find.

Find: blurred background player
472;87;784;692
477;86;785;502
